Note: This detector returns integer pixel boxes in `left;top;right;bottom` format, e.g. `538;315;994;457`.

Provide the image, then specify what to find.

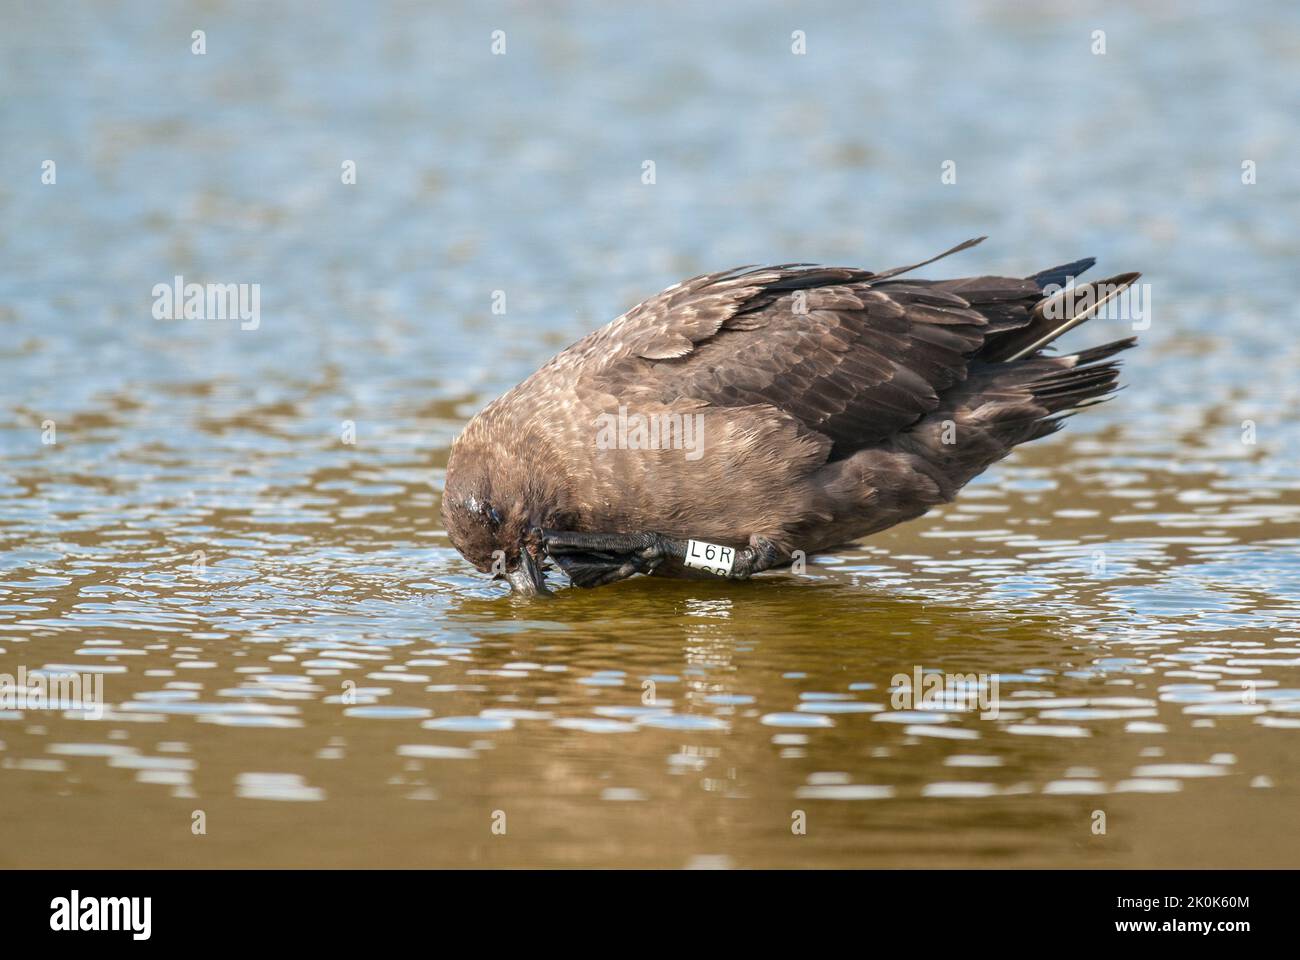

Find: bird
441;238;1139;596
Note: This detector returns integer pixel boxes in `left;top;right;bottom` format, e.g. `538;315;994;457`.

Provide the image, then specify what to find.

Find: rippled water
2;0;1299;867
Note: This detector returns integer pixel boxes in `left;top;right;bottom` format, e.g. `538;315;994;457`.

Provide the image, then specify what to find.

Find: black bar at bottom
0;868;1282;944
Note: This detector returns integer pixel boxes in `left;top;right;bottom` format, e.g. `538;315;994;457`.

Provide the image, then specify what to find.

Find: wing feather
556;242;1077;459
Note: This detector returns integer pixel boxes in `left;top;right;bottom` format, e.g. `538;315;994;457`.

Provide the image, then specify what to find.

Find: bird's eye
465;495;502;530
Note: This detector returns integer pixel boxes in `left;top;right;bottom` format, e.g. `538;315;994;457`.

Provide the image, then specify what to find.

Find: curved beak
505;547;552;597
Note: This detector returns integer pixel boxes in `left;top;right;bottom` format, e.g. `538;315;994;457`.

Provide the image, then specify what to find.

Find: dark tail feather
867;236;987;284
980;271;1141;362
900;335;1137;487
1021;337;1136;439
1028;257;1096;290
1061;337;1136;367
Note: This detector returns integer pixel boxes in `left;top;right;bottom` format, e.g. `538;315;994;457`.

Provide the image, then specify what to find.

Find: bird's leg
538;529;682;588
540;530;681;558
539;529;786;587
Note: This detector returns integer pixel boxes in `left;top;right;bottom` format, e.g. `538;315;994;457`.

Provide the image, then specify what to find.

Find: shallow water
2;0;1299;867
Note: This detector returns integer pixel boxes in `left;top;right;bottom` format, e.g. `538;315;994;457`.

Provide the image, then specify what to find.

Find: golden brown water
3;408;1298;868
2;0;1299;868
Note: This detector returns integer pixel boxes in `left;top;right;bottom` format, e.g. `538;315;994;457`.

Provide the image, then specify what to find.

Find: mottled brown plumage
442;239;1139;594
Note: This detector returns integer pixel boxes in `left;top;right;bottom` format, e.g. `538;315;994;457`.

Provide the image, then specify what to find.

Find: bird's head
441;424;562;596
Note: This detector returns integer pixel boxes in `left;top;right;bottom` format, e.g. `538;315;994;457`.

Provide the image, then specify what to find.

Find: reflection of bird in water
442;238;1140;595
